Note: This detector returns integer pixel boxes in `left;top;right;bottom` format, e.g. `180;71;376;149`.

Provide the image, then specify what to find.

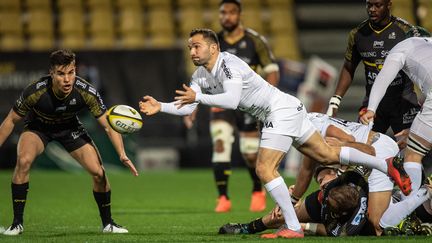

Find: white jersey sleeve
159;79;201;116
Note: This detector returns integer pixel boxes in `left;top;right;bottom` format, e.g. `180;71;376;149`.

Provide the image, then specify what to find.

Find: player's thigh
256;146;286;169
16;131;45;165
296;131;339;165
368;190;392;224
69;143;104;175
406;115;432;162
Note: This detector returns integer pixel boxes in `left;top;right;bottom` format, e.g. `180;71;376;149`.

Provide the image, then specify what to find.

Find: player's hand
359;110;375;125
139;95;161;116
395;129;409;150
327;95;341;117
120;154;139;176
270;205;282;220
326;106;338;117
174;84;196;109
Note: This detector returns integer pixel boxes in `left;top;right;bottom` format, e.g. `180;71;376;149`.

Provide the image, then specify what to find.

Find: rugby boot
386;157;412;196
218;223;250;234
261;225;304;239
215;195;231;213
102;221;128;233
3;223;23;236
250;191;266;212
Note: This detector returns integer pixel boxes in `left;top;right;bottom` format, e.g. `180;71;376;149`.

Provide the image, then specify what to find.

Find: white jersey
160;51;307;137
307;112;370;144
368;37;432;112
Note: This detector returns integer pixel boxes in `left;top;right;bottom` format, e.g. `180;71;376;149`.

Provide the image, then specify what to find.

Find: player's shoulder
74;76;98;96
23;75;50;95
353;19;369;33
392;16;414;33
244;28;269;44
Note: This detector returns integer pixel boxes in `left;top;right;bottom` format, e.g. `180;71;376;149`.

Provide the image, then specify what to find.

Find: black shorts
304;190;322;223
210;108;258;132
415;204;432;223
24;123;93;152
361;98;420;134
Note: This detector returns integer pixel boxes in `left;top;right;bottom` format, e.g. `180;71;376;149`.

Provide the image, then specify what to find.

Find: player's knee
240;136;259;165
16;154;34;173
255;163;275;182
211;121;234;162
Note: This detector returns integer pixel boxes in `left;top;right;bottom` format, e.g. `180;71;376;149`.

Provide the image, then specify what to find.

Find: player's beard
222;21;239;33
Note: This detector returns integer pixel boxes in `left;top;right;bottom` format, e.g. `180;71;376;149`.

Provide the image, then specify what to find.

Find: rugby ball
107;105;143;134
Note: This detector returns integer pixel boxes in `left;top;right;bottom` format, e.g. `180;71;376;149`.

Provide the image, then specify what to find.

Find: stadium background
0;0;431;171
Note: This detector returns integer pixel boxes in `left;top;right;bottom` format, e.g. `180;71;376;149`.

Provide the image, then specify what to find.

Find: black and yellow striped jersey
13;75;106;128
218;28;276;72
345;16;417;105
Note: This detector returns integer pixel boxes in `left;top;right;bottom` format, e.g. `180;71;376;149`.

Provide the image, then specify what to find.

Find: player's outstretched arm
97;113;139;176
139;95;161;116
0;109;23;147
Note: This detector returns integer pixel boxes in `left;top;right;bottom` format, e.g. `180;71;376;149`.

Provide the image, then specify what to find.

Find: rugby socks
264;177;301;232
93;191;112;226
213;162;231;198
339;147;387;173
11;182;29;224
247;167;262;192
379;186;430;228
247;218;267;233
403;162;423;193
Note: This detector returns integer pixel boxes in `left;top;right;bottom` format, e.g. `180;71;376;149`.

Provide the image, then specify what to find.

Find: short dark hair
219;0;241;12
190;28;220;46
328;185;360;215
50;49;76;68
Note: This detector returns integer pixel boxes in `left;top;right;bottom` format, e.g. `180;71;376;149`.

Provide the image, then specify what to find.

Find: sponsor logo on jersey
55;106;67;112
373;41;384;49
264;121;273;128
297;103;304;111
36;80;47;89
388;32;396;39
69;98;76;105
360;52;377;58
88;86;97;95
221;60;232;79
75;80;87;89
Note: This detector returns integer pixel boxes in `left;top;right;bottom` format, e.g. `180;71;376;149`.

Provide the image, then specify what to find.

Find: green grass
0;169;429;242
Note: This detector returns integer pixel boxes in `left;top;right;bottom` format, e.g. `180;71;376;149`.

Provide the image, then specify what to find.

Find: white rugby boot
3;223;23;236
102;222;128;233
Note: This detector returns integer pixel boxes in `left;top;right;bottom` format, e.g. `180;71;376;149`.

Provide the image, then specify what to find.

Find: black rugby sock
93;191;112;226
213;163;231;198
11;182;29;224
247;218;267;233
247;167;262;192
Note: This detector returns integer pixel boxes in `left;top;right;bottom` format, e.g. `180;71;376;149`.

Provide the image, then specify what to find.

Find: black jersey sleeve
344;28;361;66
76;78;107;118
13;78;48;117
248;29;277;68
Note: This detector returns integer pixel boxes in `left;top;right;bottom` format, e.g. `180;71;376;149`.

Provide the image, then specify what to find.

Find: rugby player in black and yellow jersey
186;0;279;213
0;50;138;235
328;0;423;139
326;0;429;235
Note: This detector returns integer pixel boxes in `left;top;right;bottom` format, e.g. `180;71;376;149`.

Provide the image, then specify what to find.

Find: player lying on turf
219;166;432;236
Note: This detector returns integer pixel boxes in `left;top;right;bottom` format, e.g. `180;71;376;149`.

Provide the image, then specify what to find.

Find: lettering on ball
115;120;137;132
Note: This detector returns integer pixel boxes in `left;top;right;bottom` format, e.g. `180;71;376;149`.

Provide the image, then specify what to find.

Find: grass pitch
0;169;429;242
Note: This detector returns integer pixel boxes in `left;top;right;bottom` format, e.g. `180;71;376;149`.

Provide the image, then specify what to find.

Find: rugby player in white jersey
139;28;411;239
361;35;432;228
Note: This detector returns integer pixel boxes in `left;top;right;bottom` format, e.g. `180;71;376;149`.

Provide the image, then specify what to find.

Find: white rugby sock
404;162;423;191
379;187;430;228
264;177;301;232
339;147;387;173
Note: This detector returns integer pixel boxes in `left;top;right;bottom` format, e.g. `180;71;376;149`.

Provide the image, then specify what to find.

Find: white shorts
410;93;432;144
368;133;399;192
259;124;316;153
